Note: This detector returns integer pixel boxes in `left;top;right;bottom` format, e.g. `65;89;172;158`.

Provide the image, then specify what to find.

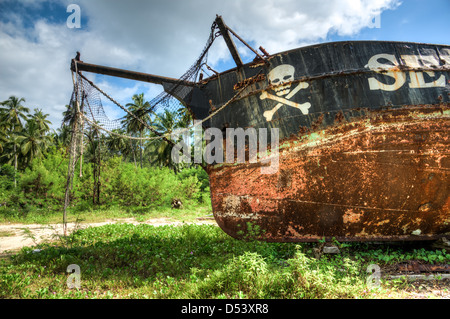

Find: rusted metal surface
259;46;270;58
200;41;450;242
195;42;450;137
207;105;449;242
233;73;266;91
397;261;450;273
72;38;450;242
71;61;196;87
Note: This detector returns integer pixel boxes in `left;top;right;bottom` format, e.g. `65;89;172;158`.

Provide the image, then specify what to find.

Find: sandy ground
0;217;216;254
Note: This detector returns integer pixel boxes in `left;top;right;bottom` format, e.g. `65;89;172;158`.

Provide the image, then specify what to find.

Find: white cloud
0;21;73;128
0;0;401;129
218;0;401;52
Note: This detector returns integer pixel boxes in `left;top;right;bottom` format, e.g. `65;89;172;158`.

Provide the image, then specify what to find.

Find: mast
215;15;244;68
71;60;197;87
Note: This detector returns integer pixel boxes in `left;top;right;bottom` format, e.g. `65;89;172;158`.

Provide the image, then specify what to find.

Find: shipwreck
69;16;450;242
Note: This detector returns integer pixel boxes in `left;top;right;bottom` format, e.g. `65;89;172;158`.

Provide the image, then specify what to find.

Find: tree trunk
97;151;101;205
13;143;17;188
92;141;100;206
79;124;84;177
63;105;81;236
140;130;143;169
92;159;97;205
79;153;83;177
131;140;137;168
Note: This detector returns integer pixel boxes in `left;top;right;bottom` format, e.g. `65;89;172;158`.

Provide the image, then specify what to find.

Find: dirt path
0;217;216;254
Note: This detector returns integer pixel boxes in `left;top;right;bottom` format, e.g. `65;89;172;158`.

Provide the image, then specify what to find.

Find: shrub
196;252;269;298
103;162;206;209
0;164;15;190
0;152;211;220
287;250;365;298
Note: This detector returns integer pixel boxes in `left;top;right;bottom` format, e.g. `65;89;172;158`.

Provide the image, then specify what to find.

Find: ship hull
73;37;450;242
192;41;450;242
207;106;449;241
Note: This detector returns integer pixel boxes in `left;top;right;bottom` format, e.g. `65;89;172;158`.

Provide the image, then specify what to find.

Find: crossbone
260;82;311;121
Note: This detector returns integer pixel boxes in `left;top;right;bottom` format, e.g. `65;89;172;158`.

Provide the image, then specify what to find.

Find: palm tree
121;93;154;168
177;106;193;128
0;96;29;132
30;108;51;132
152;109;188;173
17;119;52;166
105;129;137;162
62;102;78;129
84;125;104;205
55;125;72;150
0;135;22;187
62;100;88;176
0;114;7;154
0;96;30;187
0;131;5;154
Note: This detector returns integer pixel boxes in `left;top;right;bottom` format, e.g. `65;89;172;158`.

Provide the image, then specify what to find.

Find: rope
68;18;264;148
75;69;262;142
77;72;167;140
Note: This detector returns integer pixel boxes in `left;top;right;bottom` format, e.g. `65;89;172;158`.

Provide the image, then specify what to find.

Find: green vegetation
1;95;449;300
0;150;210;224
0;94;210;224
1;223;449;299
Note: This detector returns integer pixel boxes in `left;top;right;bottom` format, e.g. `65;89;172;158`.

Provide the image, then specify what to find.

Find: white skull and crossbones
261;64;311;121
269;64;295;96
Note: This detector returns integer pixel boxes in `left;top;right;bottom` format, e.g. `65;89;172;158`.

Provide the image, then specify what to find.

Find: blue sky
0;0;449;129
338;0;450;45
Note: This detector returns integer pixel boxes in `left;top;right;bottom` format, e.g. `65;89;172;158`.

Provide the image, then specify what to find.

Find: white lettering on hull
366;52;448;91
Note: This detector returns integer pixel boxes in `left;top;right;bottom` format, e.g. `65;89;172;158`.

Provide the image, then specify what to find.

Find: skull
268;64;295;96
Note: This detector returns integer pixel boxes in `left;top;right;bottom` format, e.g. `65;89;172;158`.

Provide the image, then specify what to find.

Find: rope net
67;20;220;142
62;17;265;233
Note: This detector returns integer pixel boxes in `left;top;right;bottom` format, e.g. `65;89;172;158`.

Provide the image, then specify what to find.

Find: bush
100;160;208;209
286;250;365;298
0;152;211;220
0;164;15;190
0;164;16;211
197;252;269;298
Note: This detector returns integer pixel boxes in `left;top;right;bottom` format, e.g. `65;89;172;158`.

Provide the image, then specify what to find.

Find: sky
0;0;449;130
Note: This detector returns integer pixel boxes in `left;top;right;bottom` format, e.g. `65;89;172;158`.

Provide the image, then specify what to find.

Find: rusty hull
203;41;450;242
208;105;450;242
72;39;450;242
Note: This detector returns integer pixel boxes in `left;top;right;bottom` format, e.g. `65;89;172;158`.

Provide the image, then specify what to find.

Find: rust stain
334;111;345;124
398;261;450;273
208;106;450;242
233;73;266;91
343;209;362;224
311;113;325;130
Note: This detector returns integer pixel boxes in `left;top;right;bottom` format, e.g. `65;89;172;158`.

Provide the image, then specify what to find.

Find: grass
0;203;213;225
1;219;449;299
0;230;15;237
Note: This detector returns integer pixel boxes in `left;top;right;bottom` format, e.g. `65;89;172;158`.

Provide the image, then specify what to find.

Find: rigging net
62;17;262;234
62;20;222;235
67;19;220;142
